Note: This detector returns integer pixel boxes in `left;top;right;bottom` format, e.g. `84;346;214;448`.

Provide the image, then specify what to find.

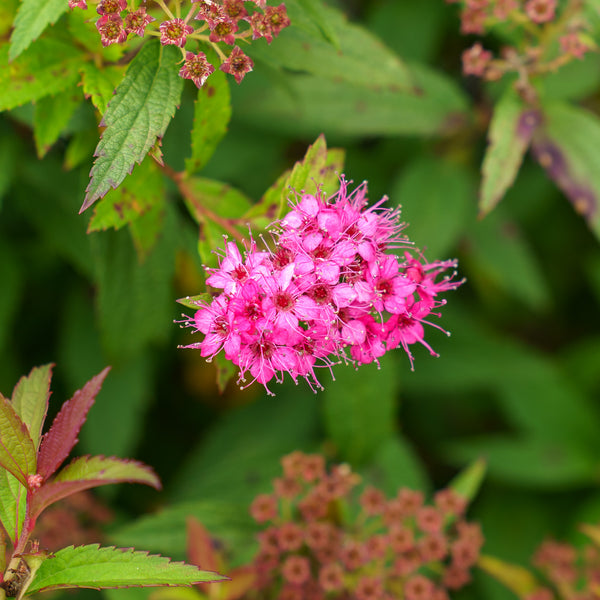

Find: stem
154;0;174;20
159;164;247;244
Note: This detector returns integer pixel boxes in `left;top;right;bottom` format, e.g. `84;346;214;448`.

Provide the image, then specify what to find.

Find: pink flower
209;17;238;45
525;0;556;23
124;8;155;37
220;46;254;84
462;43;493;77
96;15;127;46
160;18;194;47
180;177;463;393
179;52;215;88
97;0;126;15
69;0;87;9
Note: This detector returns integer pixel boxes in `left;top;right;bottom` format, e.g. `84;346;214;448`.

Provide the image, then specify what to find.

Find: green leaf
0;393;36;486
81;64;126;115
11;364;53;451
26;545;225;594
0;470;26;545
176;294;212;311
322;354;399;465
245;135;345;228
466;213;550;312
0;38;84;111
294;0;340;48
250;1;411;91
478;554;539;599
170;387;319;507
82;41;184;212
361;435;430;497
182;177;252;267
91;210;177;360
185;69;231;175
88;157;166;232
449;457;486;503
446;435;599;488
233;62;469;137
33;88;82;158
479;88;538;217
532;101;600;241
391;156;474;258
128;202;166;261
64;128;97;171
9;0;69;61
110;501;257;566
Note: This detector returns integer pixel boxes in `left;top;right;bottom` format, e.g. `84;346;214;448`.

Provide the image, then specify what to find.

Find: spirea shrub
247;451;483;600
180;178;463;393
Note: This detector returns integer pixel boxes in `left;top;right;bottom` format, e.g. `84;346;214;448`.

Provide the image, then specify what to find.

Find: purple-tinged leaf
532;102;600;241
26;545;226;594
29;455;160;521
11;364;53;451
479;88;541;217
37;368;110;480
0;393;36;486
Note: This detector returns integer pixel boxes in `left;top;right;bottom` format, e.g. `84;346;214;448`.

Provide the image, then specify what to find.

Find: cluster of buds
525;534;600;600
452;0;595;98
180;178;463;394
68;0;290;87
248;451;484;600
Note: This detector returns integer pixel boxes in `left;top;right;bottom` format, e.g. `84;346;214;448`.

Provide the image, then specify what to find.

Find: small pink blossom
525;0;557;23
160;18;194;47
124;8;155;37
462;43;493;77
220;46;254;84
209;17;238;45
69;0;87;9
179;51;215;88
97;0;126;15
96;14;127;46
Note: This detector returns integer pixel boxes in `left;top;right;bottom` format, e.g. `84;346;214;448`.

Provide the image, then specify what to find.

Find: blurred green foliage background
1;0;600;598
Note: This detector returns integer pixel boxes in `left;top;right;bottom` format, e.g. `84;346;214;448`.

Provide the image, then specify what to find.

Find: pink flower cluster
455;0;590;83
248;451;483;600
181;178;462;394
68;0;290;88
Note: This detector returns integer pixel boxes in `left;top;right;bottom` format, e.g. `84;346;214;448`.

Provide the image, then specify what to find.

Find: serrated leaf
532;101;600;241
0;38;83;111
88;157;165;232
30;455;160;521
37;368;110;480
0;393;36;486
449;457;486;503
82;41;184;212
479;88;539;216
477;554;539;599
9;0;69;61
26;545;225;594
185;69;231;175
11;364;53;452
81;63;126;115
0;470;26;545
33;88;82;158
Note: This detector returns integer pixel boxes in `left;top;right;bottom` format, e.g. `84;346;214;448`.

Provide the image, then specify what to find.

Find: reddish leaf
29;455;160;521
37;368;110;480
0;393;37;486
186;517;220;594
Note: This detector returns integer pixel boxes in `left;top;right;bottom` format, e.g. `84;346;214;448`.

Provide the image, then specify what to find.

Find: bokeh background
1;0;600;598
